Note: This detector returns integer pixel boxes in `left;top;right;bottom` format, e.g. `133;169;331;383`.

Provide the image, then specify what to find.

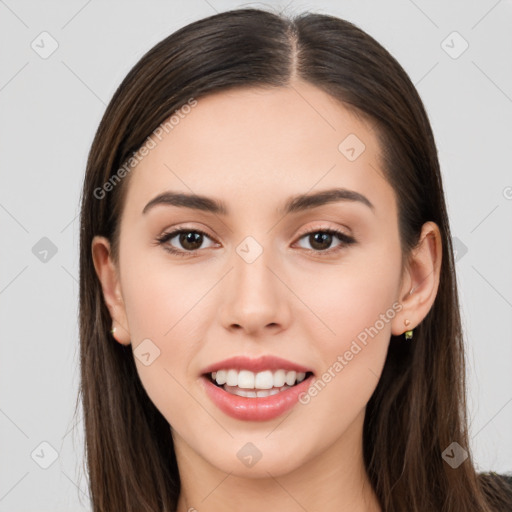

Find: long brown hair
77;7;512;511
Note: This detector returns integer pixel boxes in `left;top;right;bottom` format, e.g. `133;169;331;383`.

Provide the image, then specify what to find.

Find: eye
155;227;217;257
155;226;356;258
294;227;356;256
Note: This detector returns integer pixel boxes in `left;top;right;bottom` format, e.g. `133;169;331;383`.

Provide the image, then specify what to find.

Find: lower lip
201;374;314;422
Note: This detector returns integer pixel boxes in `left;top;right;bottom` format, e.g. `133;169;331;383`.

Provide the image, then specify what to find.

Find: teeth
273;369;286;387
257;389;281;397
254;370;273;389
211;369;308;389
225;385;291;398
226;369;238;386
238;370;255;389
285;371;297;386
215;370;226;385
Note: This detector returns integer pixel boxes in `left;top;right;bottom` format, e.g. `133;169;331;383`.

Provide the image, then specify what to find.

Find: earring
404;319;413;340
110;325;116;336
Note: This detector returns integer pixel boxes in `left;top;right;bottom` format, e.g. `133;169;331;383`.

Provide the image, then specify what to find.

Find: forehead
122;81;395;222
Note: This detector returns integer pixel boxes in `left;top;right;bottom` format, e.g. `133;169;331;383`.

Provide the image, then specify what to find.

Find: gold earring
404;319;413;340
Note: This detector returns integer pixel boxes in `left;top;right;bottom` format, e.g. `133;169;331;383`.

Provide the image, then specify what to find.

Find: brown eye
295;228;356;255
177;231;204;251
156;228;217;256
308;232;334;251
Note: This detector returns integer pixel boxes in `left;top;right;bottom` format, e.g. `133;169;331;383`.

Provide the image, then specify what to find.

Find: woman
78;7;512;511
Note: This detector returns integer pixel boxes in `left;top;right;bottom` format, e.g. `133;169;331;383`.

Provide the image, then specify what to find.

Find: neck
174;409;381;512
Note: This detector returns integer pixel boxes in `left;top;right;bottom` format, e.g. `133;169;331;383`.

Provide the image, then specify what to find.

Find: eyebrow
142;187;375;216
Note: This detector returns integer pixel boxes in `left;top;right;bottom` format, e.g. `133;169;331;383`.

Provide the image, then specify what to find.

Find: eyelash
155;225;356;258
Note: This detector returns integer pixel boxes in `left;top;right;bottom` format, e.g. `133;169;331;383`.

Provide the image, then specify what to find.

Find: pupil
180;231;202;250
311;232;331;250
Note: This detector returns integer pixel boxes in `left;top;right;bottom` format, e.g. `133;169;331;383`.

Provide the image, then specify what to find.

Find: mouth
204;369;315;398
199;356;316;421
199;355;316;421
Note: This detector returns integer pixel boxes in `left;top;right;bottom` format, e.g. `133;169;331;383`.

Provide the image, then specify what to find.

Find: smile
209;369;309;397
200;355;315;421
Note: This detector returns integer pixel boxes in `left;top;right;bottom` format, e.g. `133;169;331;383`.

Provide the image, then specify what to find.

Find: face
94;81;413;478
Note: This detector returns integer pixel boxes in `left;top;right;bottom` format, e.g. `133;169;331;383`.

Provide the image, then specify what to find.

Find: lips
199;355;315;421
200;355;313;375
211;368;308;390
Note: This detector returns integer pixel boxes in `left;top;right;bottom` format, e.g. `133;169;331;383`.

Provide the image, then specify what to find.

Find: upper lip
201;355;314;375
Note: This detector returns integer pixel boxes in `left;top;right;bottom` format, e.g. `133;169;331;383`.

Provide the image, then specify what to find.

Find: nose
219;247;292;336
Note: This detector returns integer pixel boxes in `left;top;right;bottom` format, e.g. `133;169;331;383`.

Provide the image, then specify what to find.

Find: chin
198;437;314;479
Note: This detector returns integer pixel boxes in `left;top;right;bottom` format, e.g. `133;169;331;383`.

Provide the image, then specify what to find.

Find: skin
92;80;442;512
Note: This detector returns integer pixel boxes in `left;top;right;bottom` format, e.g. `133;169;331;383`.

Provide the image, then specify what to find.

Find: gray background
1;0;511;510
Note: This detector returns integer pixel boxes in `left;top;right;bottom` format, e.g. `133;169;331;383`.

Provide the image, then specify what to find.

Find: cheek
292;284;397;455
118;250;213;423
120;245;212;340
294;243;401;412
297;247;401;353
301;282;395;409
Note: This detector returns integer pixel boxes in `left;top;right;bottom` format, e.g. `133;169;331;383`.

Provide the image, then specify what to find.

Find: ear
391;221;442;336
91;235;131;345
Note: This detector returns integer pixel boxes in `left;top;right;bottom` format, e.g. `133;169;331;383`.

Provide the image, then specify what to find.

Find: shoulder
479;471;512;483
500;474;512;485
489;472;512;487
478;472;512;510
